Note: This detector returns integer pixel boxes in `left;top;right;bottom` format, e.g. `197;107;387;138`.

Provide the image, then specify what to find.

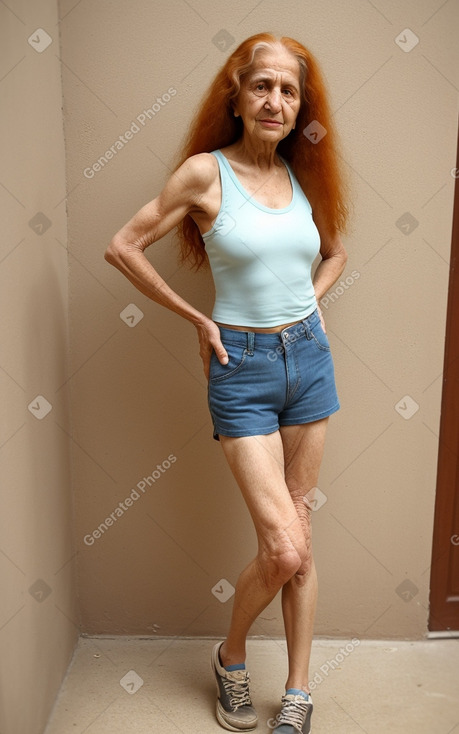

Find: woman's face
234;46;302;145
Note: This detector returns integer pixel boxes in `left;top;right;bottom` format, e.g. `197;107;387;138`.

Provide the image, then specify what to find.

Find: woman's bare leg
217;431;298;666
279;419;329;693
216;422;327;680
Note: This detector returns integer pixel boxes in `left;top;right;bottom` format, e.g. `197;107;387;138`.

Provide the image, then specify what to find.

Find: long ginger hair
174;32;350;270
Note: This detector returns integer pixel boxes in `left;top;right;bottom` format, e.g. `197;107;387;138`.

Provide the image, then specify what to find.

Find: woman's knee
257;550;301;589
258;539;311;589
292;546;313;585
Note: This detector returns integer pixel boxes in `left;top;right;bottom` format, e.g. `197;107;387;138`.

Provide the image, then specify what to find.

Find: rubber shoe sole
215;701;257;732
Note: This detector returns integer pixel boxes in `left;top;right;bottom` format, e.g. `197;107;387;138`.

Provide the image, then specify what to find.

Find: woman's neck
229;134;282;171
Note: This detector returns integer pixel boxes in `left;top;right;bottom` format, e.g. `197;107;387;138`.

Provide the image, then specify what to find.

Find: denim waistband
217;308;320;352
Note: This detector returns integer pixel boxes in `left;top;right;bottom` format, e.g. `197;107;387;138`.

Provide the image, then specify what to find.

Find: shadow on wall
24;248;75;610
0;246;77;734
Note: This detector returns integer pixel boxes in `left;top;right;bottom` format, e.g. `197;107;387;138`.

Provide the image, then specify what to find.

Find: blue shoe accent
218;645;246;673
285;688;310;700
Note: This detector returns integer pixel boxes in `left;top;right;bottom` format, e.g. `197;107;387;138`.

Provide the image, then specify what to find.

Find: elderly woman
105;32;349;734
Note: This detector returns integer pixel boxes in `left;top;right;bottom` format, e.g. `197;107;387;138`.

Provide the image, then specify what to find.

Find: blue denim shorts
207;308;340;441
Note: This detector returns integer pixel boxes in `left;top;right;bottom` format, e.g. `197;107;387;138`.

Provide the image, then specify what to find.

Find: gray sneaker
271;692;313;734
211;642;258;731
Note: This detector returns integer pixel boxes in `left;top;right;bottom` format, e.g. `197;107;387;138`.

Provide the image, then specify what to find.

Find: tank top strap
277;155;311;211
210;149;255;207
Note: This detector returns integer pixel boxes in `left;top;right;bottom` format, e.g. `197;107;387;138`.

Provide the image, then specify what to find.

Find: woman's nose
265;88;282;111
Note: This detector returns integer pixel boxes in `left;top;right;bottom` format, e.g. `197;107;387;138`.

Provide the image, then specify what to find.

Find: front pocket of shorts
310;321;331;351
209;343;248;383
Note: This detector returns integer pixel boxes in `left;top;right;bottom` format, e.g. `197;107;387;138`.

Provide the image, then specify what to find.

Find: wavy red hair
174;32;350;269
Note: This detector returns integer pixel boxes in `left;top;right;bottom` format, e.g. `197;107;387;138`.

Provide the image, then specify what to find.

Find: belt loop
247;331;255;356
302;317;312;340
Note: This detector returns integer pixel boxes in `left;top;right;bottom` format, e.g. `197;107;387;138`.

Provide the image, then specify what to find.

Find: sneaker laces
277;694;311;730
222;670;252;709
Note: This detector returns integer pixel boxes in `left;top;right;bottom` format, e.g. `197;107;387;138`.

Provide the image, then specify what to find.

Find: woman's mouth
258;119;283;128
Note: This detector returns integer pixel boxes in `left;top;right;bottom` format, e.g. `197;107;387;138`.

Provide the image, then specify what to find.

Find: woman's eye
283;89;292;96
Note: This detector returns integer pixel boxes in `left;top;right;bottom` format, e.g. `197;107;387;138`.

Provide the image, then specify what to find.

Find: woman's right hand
195;318;228;380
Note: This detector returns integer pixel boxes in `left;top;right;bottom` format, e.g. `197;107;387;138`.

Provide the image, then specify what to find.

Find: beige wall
0;1;78;733
1;1;458;730
64;0;457;640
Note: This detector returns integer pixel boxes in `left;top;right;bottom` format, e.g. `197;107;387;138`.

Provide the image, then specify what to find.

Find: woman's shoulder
179;152;219;188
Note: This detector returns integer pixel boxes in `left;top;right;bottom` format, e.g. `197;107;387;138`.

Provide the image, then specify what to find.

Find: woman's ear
231;97;240;117
231;94;241;118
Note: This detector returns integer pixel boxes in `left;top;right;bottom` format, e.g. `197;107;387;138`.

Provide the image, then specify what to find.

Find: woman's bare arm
311;201;348;330
104;154;228;377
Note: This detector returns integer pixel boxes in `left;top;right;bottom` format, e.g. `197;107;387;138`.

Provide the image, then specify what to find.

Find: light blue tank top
202;149;320;327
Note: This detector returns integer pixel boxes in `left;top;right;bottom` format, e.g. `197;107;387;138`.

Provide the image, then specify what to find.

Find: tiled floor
43;637;459;733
